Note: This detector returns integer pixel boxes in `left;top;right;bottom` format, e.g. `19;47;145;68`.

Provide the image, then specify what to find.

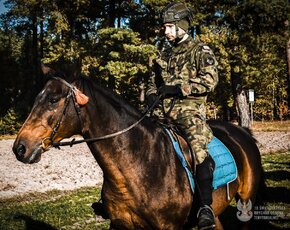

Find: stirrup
197;205;216;230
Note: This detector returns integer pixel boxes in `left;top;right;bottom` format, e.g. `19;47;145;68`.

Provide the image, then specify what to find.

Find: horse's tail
242;126;267;205
255;167;267;205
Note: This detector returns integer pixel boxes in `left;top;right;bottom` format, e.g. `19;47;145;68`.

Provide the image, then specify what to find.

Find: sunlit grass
252;120;290;132
0;187;109;230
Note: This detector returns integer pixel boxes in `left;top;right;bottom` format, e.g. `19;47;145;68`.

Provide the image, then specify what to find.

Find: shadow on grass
14;214;57;230
264;170;290;181
265;186;290;203
220;206;284;230
263;169;290;203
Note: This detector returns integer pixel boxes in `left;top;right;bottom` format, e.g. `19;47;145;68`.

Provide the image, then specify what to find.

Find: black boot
197;205;215;230
195;156;216;230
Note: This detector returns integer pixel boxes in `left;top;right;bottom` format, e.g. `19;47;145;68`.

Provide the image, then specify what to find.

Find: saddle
163;124;238;200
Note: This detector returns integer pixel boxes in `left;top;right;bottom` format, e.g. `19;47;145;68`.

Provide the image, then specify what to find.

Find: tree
214;0;290;122
0;0;289;134
90;28;157;106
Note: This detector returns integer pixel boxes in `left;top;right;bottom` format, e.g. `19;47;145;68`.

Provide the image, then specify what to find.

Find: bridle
41;77;83;149
41;78;161;149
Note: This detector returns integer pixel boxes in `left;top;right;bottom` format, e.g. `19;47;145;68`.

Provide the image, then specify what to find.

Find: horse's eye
48;96;60;105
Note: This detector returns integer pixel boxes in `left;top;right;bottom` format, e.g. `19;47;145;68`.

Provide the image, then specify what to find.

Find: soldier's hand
158;85;182;98
146;93;159;108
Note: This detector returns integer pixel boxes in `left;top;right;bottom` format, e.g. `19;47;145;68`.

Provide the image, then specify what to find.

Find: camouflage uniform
146;36;218;164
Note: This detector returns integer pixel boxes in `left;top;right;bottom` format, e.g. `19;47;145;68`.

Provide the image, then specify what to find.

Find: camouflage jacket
146;36;218;105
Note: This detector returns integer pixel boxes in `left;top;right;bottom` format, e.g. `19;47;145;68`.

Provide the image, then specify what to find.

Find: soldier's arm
146;66;158;97
146;58;166;97
178;46;219;97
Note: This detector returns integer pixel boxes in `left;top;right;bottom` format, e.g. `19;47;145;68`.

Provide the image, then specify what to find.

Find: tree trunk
236;89;251;128
31;11;42;91
39;10;44;59
107;0;116;27
231;71;251;128
287;37;290;107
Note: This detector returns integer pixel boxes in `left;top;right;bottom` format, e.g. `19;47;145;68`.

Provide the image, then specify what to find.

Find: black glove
158;85;182;98
146;93;159;108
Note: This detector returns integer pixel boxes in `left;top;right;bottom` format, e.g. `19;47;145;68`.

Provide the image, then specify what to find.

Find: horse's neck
81;94;144;184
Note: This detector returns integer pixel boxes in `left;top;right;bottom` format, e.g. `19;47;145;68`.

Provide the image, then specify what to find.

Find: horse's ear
41;63;57;78
41;63;52;75
40;59;81;83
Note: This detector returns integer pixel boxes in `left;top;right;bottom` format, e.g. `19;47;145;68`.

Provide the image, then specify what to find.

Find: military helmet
162;2;194;24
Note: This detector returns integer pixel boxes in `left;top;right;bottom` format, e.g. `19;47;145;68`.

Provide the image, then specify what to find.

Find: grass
1;152;290;229
252;120;290;132
0;187;109;230
220;151;290;229
260;152;290;229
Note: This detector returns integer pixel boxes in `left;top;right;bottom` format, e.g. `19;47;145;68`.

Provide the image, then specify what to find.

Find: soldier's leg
182;116;216;230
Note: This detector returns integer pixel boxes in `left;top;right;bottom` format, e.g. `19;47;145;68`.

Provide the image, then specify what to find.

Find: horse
13;71;264;229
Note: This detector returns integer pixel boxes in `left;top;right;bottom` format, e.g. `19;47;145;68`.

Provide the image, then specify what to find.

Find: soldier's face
164;23;176;41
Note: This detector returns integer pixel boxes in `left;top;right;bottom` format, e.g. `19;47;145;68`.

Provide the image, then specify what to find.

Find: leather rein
42;78;161;149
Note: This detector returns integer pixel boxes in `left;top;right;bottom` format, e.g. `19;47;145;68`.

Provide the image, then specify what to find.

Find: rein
45;78;162;148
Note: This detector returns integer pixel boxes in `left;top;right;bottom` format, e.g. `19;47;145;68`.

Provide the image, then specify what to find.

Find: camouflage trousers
166;99;213;165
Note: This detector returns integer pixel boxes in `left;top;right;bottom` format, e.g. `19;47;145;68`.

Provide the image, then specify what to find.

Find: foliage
0;0;289;134
91;28;157;104
0;108;22;135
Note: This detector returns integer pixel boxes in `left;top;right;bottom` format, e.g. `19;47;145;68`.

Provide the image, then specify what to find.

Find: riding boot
195;155;216;230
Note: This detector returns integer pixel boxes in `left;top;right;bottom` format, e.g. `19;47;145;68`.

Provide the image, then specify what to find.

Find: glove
146;93;159;108
158;85;182;98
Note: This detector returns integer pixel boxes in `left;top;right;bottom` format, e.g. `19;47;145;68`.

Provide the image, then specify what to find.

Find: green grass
218;152;290;229
260;152;290;229
0;187;109;230
1;152;289;229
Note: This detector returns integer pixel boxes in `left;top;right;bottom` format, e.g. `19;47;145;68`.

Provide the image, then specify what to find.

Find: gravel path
1;131;290;199
0;140;103;199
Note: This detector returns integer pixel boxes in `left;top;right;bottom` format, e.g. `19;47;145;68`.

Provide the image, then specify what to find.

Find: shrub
0;108;22;135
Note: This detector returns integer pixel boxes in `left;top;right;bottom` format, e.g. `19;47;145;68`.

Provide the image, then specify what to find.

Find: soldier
146;2;219;229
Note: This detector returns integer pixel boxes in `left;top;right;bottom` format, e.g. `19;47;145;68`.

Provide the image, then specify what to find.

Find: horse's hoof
91;202;109;219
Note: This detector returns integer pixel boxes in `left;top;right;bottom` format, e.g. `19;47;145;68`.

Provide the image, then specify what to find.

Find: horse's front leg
91;200;109;219
215;217;224;230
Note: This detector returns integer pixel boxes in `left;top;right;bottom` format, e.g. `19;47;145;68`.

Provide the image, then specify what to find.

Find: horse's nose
15;144;26;158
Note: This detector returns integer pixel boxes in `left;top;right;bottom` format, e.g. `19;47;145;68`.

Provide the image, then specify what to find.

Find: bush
0;108;22;135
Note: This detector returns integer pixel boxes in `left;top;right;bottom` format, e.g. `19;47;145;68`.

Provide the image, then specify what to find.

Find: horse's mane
74;77;142;118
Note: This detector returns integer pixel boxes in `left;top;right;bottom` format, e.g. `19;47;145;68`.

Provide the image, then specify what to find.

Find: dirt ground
1;131;290;199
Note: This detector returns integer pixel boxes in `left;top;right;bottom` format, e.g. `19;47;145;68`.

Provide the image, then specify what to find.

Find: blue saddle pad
165;129;237;192
208;137;237;189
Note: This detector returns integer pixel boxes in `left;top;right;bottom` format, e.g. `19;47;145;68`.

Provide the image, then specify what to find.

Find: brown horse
13;73;264;229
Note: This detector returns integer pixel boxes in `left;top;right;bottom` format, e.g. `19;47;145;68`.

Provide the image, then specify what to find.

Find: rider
146;2;219;229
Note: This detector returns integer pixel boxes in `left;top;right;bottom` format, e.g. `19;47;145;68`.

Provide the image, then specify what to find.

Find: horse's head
13;72;87;163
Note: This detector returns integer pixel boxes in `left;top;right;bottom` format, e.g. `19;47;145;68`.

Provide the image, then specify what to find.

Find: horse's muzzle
13;141;43;164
